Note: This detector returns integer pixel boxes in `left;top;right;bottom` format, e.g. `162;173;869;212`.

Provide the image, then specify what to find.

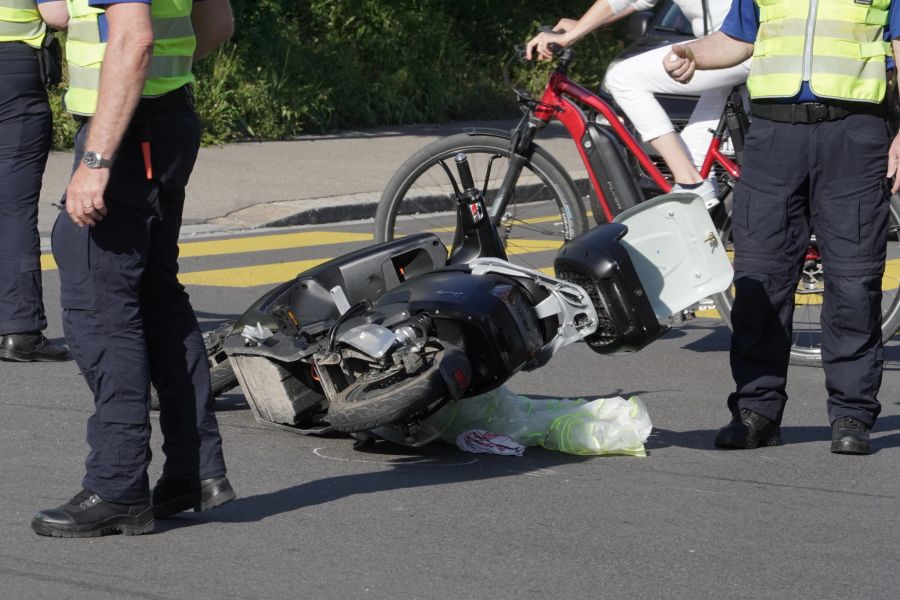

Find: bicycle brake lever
513;43;528;62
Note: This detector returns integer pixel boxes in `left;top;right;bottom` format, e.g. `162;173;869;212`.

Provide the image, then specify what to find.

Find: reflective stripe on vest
0;0;45;48
64;0;196;116
748;0;891;103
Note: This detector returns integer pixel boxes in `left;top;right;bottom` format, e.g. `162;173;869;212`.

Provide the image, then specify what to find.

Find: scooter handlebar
454;153;476;192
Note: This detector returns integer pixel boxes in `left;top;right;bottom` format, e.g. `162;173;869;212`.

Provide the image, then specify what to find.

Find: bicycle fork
488;115;547;230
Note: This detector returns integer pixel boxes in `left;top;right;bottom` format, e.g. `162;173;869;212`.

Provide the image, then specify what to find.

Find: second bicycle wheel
712;193;900;367
375;132;587;272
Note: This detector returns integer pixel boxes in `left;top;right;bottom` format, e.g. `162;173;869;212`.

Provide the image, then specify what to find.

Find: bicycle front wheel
375;133;587;271
713;193;900;367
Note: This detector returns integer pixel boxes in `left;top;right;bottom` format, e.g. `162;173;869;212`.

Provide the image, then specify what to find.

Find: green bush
50;0;627;147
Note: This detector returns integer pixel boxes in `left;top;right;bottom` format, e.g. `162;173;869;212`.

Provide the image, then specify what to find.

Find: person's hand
525;28;571;61
552;18;578;34
664;43;697;83
888;133;900;194
66;164;110;227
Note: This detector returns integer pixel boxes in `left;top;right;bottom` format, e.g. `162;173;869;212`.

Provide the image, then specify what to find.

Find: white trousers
605;44;751;168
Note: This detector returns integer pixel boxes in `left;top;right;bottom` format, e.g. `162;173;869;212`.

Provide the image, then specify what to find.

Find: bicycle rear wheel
712;193;900;367
375;133;587;271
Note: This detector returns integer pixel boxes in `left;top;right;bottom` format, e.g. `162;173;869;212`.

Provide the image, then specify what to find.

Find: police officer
31;0;236;537
0;0;70;362
665;0;900;455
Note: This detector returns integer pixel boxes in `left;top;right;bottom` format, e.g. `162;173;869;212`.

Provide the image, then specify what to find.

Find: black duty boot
152;476;236;518
31;490;154;537
831;417;871;455
714;408;782;449
0;332;70;362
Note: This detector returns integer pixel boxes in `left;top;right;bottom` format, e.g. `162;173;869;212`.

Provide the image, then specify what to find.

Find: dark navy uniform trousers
728;112;891;427
52;96;226;503
0;42;50;336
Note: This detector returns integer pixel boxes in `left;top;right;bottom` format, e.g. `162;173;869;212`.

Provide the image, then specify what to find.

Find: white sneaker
670;179;720;209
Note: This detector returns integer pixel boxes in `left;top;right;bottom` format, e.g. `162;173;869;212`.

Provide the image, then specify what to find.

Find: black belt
74;85;193;123
751;100;885;124
0;40;39;59
135;84;193;114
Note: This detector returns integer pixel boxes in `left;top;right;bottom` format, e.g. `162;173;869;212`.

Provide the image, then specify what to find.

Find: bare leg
649;132;703;184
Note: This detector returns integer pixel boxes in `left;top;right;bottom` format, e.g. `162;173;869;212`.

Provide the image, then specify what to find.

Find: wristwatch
82;151;113;169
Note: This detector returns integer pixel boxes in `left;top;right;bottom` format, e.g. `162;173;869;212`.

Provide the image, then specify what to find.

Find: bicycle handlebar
535;26;566;58
505;29;576;103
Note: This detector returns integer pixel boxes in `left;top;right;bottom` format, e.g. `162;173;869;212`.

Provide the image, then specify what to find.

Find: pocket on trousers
732;166;788;254
100;400;148;426
96;421;148;467
51;212;99;310
819;177;888;258
15;254;44;317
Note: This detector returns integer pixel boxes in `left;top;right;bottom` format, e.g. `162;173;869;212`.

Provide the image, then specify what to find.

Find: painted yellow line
695;306;723;319
430;214;573;233
505;239;564;254
179;258;328;288
178;231;372;258
180;253;561;289
175;238;562;288
39;231;373;272
886;259;900;289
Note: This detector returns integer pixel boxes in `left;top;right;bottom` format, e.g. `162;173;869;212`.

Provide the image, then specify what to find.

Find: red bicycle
376;43;900;366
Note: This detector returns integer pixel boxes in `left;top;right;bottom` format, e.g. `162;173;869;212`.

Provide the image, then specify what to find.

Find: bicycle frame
506;65;740;224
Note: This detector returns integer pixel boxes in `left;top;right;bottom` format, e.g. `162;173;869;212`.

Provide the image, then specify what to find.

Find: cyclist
526;0;749;207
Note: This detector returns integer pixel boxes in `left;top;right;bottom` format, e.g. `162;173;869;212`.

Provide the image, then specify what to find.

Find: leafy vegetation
50;0;627;147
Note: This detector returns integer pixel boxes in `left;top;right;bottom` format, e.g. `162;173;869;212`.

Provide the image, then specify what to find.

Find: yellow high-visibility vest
0;0;45;48
748;0;892;103
64;0;195;116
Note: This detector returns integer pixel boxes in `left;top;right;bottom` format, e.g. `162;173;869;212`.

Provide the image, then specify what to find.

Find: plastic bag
425;385;652;457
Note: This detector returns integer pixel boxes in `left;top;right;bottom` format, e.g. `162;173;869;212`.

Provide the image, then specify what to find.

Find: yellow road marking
179;231;372;258
179;259;328;288
505;239;564;254
179;244;562;289
36;226;900;297
39;231;373;272
429;214;574;233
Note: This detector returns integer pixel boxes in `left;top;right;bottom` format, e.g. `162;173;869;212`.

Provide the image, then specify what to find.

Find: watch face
83;152;109;169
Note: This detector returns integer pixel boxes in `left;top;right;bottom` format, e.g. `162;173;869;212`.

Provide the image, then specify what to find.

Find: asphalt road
2;219;899;600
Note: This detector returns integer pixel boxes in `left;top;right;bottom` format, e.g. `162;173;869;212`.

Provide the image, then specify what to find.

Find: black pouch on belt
35;32;63;88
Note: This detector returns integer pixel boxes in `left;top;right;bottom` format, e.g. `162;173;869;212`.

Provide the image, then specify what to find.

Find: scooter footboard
554;223;665;354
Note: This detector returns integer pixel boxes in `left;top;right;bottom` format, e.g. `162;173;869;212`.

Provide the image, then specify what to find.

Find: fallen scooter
221;154;731;446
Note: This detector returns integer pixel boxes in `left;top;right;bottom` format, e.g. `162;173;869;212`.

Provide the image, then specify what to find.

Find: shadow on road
154;444;587;533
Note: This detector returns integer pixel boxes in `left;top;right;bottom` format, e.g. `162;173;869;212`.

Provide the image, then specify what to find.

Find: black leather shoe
0;332;70;362
31;490;153;537
152;476;236;518
831;417;871;455
715;408;782;449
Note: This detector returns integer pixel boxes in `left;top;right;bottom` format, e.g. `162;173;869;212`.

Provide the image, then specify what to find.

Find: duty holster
35;32;62;88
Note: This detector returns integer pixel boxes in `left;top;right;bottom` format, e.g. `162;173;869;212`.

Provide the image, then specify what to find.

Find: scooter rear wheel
326;350;454;433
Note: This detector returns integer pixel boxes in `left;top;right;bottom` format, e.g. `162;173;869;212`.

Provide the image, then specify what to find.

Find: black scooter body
225;159;657;433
